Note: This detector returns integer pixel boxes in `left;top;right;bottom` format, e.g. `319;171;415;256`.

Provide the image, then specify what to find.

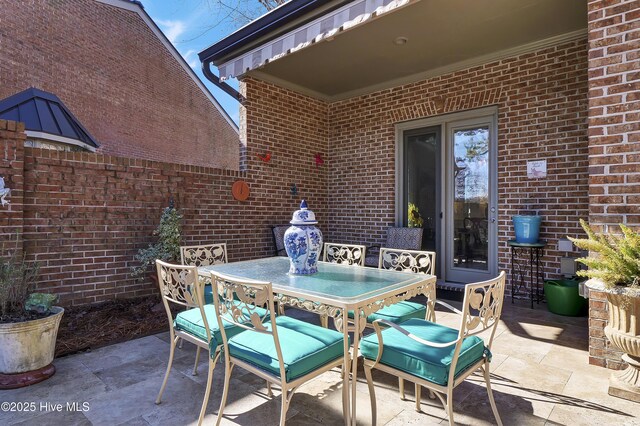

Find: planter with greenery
131;204;183;282
569;219;640;402
0;250;62;389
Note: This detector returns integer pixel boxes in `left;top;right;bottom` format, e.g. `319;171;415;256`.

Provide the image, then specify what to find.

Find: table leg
511;247;515;304
341;309;351;426
350;317;362;426
529;248;534;309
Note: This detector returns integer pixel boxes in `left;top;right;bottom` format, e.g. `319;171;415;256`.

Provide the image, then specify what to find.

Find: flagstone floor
1;299;639;426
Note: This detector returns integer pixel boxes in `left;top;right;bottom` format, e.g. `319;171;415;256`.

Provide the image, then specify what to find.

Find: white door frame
395;106;498;282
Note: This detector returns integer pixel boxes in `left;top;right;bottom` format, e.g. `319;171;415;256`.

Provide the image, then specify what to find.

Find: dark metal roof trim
0;88;100;148
198;0;348;64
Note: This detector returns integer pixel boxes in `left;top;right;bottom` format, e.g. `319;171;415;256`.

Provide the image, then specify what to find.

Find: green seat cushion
347;301;426;324
174;304;267;352
204;284;213;305
228;316;347;382
360;318;487;386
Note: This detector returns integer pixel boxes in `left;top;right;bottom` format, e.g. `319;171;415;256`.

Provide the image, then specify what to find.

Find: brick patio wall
586;0;640;369
0;0;239;170
0;66;327;306
0;120;25;253
327;39;589;288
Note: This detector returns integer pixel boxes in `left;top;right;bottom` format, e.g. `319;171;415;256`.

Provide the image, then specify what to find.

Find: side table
508;240;546;308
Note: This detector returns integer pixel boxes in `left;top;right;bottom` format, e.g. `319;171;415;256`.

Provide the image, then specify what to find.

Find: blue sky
139;0;256;125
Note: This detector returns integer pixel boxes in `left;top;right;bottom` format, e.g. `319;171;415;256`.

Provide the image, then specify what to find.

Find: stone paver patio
1;299;638;426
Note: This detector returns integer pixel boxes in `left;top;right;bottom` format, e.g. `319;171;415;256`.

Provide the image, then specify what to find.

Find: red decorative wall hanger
257;151;272;163
314;153;325;168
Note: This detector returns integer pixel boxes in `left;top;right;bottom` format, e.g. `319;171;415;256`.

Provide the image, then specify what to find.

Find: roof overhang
200;0;588;102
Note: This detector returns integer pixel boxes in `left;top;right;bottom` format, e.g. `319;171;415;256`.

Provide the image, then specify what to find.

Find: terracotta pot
0;307;64;389
587;280;640;402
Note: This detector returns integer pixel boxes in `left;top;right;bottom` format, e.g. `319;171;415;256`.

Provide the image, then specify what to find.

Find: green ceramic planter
544;279;587;316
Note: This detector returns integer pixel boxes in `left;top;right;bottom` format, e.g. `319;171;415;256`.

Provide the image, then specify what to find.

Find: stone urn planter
586;280;640;402
0;306;64;389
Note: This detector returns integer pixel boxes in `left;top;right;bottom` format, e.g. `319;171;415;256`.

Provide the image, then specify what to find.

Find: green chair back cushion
360;318;486;386
228;316;347;382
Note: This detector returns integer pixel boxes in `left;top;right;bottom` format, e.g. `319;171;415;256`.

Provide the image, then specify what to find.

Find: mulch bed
55;297;176;358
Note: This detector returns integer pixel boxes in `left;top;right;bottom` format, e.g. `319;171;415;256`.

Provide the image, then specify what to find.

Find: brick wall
0;0;239;170
0;120;25;253
327;39;589;284
0;61;327;306
586;0;640;369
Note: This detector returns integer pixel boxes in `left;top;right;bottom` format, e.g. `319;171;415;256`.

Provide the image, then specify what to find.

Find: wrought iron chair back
271;225;289;256
211;272;286;377
323;242;366;266
180;243;227;267
378;248;436;274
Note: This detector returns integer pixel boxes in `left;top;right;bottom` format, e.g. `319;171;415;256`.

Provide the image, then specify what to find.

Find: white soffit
217;0;418;81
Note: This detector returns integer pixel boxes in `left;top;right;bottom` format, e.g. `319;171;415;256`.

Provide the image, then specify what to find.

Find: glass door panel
446;120;495;283
402;127;440;253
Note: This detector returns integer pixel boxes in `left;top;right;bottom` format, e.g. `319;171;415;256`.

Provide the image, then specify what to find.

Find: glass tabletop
199;257;430;304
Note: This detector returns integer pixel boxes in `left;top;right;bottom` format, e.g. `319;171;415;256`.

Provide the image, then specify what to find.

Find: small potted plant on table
0;250;62;389
569;219;640;402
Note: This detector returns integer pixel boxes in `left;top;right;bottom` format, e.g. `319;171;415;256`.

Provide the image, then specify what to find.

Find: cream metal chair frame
378;247;436;274
377;247;437;400
154;259;218;426
322;242;366;266
211;271;348;426
317;243;367;327
180;242;228;266
363;271;506;426
179;242;228;374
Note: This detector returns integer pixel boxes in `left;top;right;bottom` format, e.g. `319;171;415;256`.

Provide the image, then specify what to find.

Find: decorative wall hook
0;177;11;207
258;151;272;163
290;183;298;197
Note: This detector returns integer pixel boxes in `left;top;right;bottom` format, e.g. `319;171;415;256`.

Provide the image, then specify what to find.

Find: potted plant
513;196;542;244
569;219;640;402
0;249;62;389
131;202;183;282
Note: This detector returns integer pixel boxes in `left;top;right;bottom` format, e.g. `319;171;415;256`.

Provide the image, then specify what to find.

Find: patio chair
154;260;228;424
364;227;424;267
370;248;437;401
179;243;228;374
323;242;366;265
181;243;228;304
210;271;349;426
361;271;506;426
271;225;289;256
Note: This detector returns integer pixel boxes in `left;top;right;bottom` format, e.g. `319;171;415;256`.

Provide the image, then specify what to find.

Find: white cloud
182;49;199;69
156;19;186;44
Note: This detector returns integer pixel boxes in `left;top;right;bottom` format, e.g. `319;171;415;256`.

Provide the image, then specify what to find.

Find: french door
397;107;498;283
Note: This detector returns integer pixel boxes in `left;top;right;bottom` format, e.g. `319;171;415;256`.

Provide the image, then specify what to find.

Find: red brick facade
327;39;589;284
0;0;239;169
586;0;640;369
0;75;326;306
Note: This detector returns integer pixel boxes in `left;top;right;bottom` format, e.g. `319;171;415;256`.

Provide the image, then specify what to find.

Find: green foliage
25;293;58;314
408;202;423;228
569;219;640;288
131;207;183;280
0;249;40;318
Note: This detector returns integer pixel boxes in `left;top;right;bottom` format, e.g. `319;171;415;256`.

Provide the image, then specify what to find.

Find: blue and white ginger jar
284;200;323;275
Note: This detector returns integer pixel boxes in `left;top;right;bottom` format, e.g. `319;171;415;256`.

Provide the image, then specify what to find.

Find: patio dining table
198;256;437;425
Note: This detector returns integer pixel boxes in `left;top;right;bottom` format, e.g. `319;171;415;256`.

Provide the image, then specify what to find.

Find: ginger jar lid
290;200;318;225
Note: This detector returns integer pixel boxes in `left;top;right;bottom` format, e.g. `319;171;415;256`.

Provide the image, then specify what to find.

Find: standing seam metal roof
0;88;99;149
